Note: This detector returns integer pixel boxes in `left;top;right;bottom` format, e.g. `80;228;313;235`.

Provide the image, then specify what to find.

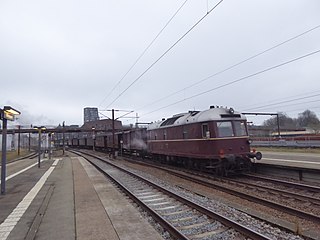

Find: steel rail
72;150;273;240
115;155;320;224
243;173;320;192
224;177;320;205
72;151;189;240
155;167;320;224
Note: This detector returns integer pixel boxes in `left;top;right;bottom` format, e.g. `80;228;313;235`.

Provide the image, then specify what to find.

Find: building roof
148;107;246;130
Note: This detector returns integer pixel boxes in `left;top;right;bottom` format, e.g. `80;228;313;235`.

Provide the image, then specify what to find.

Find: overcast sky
1;0;320;127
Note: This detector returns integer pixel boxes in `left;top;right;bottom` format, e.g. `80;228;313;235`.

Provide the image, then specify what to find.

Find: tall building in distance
83;107;99;123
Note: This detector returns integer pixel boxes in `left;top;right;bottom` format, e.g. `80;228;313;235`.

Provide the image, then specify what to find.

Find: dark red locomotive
146;106;261;175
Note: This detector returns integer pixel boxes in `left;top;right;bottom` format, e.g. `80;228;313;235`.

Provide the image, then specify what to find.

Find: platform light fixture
1;106;21;195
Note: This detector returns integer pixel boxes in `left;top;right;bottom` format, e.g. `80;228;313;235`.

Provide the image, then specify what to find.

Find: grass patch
0;149;31;163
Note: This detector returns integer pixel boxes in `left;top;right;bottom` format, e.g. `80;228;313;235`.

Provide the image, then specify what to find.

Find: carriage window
183;130;188;139
234;121;247;136
148;131;151;140
217;121;233;137
202;124;210;138
163;130;167;140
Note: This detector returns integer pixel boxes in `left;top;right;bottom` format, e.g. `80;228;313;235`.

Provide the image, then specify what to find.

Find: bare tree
297;109;320;129
263;112;296;129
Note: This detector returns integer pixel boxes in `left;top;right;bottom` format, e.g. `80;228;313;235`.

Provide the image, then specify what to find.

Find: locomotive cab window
217;121;233;137
202;124;210;138
234;121;247;136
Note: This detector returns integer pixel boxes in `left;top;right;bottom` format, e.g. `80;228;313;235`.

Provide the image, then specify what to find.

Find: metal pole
28;124;32;152
38;130;41;168
48;133;52;159
1;118;8;194
92;128;95;151
18;125;21;155
62;121;65;155
112;109;115;158
277;114;281;138
120;140;123;157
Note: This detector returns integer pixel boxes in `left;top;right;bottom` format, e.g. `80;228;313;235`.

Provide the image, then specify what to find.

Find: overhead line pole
242;112;280;138
112;109;115;158
103;109;136;159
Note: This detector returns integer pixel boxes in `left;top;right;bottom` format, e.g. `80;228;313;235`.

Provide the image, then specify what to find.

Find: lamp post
48;133;54;160
28;124;32;152
34;126;46;168
1;106;21;195
92;127;96;151
62;121;65;155
17;125;21;155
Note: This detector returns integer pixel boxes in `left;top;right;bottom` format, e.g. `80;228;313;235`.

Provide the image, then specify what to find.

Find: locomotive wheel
215;161;226;176
183;159;193;169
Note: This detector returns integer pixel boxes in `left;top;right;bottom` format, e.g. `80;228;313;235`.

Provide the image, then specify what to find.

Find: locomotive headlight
219;149;225;158
229;108;234;114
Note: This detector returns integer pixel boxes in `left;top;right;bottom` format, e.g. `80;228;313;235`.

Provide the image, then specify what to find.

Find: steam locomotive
70;106;261;175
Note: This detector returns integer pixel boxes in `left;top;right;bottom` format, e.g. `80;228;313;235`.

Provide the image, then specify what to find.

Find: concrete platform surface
0;152;163;240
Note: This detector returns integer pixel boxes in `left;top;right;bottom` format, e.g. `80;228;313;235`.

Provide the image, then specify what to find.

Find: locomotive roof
147;107;246;130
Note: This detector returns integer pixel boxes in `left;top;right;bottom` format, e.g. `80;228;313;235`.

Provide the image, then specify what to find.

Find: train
69;106;262;175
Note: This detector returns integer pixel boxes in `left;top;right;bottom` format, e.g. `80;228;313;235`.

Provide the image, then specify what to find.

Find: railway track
241;173;320;195
106;154;320;226
71;150;306;240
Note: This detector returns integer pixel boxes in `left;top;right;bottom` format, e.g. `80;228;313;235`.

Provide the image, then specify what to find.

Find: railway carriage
122;128;147;156
78;137;87;147
95;134;107;149
71;138;79;147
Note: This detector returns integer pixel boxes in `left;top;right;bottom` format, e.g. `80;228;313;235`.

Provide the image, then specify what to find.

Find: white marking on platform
0;159;60;240
262;158;320;165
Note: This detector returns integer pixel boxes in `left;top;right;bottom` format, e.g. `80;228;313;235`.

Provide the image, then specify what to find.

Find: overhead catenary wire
98;0;190;107
135;24;320;112
140;48;320;117
105;0;225;109
244;98;320;112
242;93;320;111
241;88;320;110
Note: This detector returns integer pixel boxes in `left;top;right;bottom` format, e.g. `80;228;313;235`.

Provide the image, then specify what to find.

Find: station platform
0;151;163;240
256;150;320;170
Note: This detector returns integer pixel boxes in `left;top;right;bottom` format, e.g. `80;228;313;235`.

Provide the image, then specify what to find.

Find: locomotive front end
205;107;262;175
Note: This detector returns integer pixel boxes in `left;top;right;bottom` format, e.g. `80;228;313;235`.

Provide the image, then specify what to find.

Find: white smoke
131;138;147;150
2;101;55;127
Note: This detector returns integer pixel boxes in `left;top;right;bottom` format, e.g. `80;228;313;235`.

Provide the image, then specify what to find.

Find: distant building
81;119;122;131
84;107;99;123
